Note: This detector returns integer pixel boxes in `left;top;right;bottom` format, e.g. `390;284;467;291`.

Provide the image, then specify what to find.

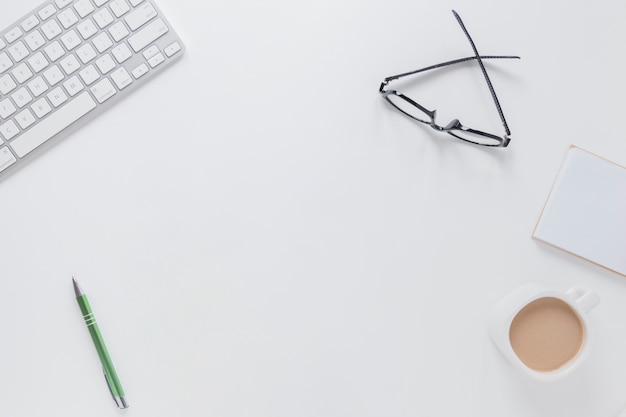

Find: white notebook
533;146;626;277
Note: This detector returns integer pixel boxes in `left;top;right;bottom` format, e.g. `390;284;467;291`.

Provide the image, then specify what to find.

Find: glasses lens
447;128;506;147
385;93;432;124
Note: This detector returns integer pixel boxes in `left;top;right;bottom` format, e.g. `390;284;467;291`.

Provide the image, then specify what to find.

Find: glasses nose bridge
444;118;462;130
428;109;442;130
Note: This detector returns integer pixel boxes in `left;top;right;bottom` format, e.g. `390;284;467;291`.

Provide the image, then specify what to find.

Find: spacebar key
11;92;97;158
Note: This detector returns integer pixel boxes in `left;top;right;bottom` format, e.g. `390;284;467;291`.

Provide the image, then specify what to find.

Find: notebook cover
533;146;626;277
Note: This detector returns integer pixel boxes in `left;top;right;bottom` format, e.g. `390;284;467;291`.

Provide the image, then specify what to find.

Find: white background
1;0;626;416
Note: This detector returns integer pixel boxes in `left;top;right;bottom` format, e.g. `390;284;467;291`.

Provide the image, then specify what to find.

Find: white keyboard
0;0;184;178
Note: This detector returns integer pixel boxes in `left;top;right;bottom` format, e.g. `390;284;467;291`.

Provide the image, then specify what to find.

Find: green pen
73;277;129;409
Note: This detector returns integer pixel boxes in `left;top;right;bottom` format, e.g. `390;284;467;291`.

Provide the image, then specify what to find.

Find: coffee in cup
488;284;599;381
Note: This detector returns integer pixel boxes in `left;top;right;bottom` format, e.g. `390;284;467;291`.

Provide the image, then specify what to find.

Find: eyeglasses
379;10;520;147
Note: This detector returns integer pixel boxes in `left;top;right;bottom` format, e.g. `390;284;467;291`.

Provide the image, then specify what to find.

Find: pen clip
103;369;129;409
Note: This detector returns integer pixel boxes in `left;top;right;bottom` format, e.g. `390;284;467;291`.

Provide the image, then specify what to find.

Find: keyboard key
90;78;116;103
47;87;68;107
10;92;97;158
0;120;19;141
128;18;168;52
77;18;98;40
76;43;97;64
37;4;57;20
63;75;85;96
27;76;48;97
124;3;157;31
58;9;79;29
93;8;114;29
28;52;50;73
110;67;131;89
74;0;95;18
12;87;33;108
21;15;40;32
129;0;144;6
95;54;116;74
164;41;181;57
55;0;73;9
93;32;113;53
16;109;36;129
60;54;81;75
94;0;109;6
0;74;17;94
131;63;148;78
109;21;129;42
8;41;29;62
24;30;46;51
142;45;159;59
5;27;23;44
79;64;99;85
109;0;131;18
0;147;17;173
111;43;132;63
0;98;17;118
148;52;164;68
12;63;33;83
31;97;52;118
44;41;65;61
38;5;56;21
61;30;81;50
0;52;14;73
41;19;63;40
43;65;64;86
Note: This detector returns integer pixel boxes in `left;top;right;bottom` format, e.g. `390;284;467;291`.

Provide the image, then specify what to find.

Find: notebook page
533;146;626;277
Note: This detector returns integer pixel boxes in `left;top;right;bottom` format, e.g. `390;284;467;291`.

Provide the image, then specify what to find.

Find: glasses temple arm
383;55;519;84
452;10;512;137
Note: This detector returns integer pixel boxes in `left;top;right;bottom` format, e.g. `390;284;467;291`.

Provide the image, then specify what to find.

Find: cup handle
567;286;600;313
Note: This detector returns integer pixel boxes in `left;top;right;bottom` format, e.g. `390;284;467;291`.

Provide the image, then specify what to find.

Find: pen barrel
76;295;125;398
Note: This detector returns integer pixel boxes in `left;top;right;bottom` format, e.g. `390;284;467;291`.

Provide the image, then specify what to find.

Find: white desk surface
1;0;626;416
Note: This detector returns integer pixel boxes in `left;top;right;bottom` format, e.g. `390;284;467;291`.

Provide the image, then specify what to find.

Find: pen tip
72;277;83;297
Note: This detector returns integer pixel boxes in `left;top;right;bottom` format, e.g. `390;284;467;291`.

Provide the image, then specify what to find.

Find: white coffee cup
488;284;600;381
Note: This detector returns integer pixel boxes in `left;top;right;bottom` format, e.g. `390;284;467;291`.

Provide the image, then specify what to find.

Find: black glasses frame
379;10;520;147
